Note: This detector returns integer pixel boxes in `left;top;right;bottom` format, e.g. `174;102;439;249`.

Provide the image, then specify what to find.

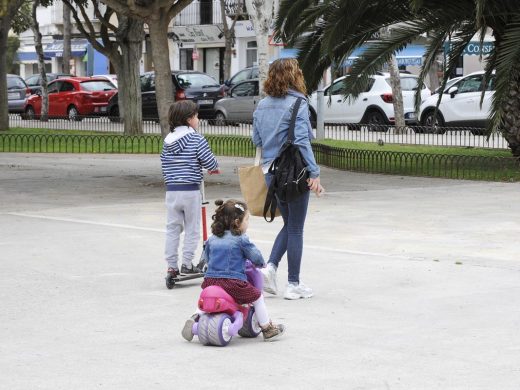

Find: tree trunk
62;3;72;74
388;54;405;132
0;16;10;131
118;15;144;135
148;14;174;137
501;74;520;158
31;0;49;121
245;0;274;97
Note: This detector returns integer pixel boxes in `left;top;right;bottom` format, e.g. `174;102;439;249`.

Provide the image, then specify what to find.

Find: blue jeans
265;173;310;284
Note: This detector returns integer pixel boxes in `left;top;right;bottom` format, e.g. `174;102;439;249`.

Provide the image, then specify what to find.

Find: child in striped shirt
161;100;219;283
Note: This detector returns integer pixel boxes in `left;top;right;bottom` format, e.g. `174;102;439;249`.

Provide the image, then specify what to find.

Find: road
1;153;519;389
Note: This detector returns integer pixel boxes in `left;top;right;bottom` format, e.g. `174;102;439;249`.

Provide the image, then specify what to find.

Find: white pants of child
196;295;270;327
165;190;201;270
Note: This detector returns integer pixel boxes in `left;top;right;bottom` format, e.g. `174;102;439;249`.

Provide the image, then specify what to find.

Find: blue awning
343;44;425;67
17;39;89;62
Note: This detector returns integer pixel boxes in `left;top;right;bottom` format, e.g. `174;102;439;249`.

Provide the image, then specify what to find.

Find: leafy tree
101;0;194;137
63;0;145;135
276;0;520;157
7;36;20;74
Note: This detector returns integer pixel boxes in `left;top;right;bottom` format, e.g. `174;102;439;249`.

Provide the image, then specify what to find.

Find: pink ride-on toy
192;261;263;346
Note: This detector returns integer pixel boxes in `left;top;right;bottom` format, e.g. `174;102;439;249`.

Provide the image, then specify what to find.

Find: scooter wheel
165;275;175;289
238;307;262;338
197;313;233;346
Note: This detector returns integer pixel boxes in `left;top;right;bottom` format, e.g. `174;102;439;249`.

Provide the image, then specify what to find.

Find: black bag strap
287;97;303;143
262;97;303;222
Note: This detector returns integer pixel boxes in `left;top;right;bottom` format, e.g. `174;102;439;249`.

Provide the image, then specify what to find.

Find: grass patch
318;139;512;158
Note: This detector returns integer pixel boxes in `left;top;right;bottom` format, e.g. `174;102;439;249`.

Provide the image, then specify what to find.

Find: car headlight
405;112;417;119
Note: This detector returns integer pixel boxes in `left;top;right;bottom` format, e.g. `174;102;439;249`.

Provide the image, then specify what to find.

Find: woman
252;58;324;300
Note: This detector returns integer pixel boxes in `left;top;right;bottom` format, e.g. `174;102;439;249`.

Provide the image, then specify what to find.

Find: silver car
213;79;259;125
7;74;29;113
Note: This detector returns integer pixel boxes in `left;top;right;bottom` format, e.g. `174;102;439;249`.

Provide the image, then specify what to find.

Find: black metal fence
8;114;510;150
2;132;518;181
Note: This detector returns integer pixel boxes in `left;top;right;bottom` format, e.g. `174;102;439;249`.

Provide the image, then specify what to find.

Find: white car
92;74;118;88
418;71;494;134
308;73;430;128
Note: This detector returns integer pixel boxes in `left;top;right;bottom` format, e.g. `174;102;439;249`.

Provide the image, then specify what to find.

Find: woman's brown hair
168;100;198;130
263;58;307;97
211;199;248;237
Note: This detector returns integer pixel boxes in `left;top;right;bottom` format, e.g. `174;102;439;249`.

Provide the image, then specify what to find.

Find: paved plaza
1;153;520;389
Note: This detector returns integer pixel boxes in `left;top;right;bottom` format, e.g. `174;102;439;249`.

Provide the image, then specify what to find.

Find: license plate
198;99;213;105
8;92;18;99
100;106;107;112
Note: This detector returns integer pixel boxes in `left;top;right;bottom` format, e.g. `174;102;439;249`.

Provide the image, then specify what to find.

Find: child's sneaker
261;263;278;295
261;321;285;341
181;314;199;342
166;267;178;277
165;267;179;289
284;282;314;300
181;264;201;275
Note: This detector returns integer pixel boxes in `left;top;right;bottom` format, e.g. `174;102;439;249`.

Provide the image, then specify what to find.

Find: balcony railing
174;0;247;26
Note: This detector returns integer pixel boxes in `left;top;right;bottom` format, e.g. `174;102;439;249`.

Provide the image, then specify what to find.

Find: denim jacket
252;89;320;178
203;231;265;281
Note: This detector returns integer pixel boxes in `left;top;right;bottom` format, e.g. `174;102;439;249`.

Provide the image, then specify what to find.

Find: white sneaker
261;264;278;295
284;282;314;300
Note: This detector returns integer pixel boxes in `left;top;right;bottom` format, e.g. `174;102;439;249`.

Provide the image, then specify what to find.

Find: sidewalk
1;153;519;389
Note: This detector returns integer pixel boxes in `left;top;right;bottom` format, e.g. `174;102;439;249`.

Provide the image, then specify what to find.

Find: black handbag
263;97;309;222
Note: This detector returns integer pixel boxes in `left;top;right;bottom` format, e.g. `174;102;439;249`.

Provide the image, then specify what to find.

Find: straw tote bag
238;147;280;217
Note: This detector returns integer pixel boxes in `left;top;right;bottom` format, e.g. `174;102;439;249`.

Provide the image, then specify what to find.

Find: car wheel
421;111;446;134
24;106;35;120
68;105;82;122
109;106;121;123
365;110;389;132
214;111;227;126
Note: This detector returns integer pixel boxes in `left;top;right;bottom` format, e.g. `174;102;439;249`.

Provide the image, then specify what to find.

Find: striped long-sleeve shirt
160;126;218;185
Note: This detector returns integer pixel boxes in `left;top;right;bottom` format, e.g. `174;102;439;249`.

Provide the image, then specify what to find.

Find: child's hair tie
235;204;245;212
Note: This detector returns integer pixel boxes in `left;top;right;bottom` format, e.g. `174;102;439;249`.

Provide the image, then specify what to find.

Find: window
7;76;27;89
80;81;115;91
230;69;252;85
48;81;61;93
326;80;345;96
246;41;257;68
231;81;257;97
25;75;40;86
200;0;213;24
458;75;483;93
180;48;194;70
176;73;219;89
60;82;75;92
140;74;154;92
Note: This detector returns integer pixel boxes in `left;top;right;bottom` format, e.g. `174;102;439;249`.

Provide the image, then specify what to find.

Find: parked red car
23;77;117;121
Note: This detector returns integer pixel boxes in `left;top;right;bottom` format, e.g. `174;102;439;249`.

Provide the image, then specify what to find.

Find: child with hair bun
181;199;285;342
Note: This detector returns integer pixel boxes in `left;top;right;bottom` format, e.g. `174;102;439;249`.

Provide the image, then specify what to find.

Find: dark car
25;73;74;95
107;71;222;121
7;74;30;114
220;66;259;96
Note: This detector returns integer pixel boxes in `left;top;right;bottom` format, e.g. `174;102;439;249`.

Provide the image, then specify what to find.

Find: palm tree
275;0;520;158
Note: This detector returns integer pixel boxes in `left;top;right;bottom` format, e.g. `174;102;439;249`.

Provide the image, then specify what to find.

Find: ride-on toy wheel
197;313;233;346
238;307;262;338
165;274;175;289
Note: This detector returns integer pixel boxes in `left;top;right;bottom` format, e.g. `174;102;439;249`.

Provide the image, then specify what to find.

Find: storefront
16;39;109;78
